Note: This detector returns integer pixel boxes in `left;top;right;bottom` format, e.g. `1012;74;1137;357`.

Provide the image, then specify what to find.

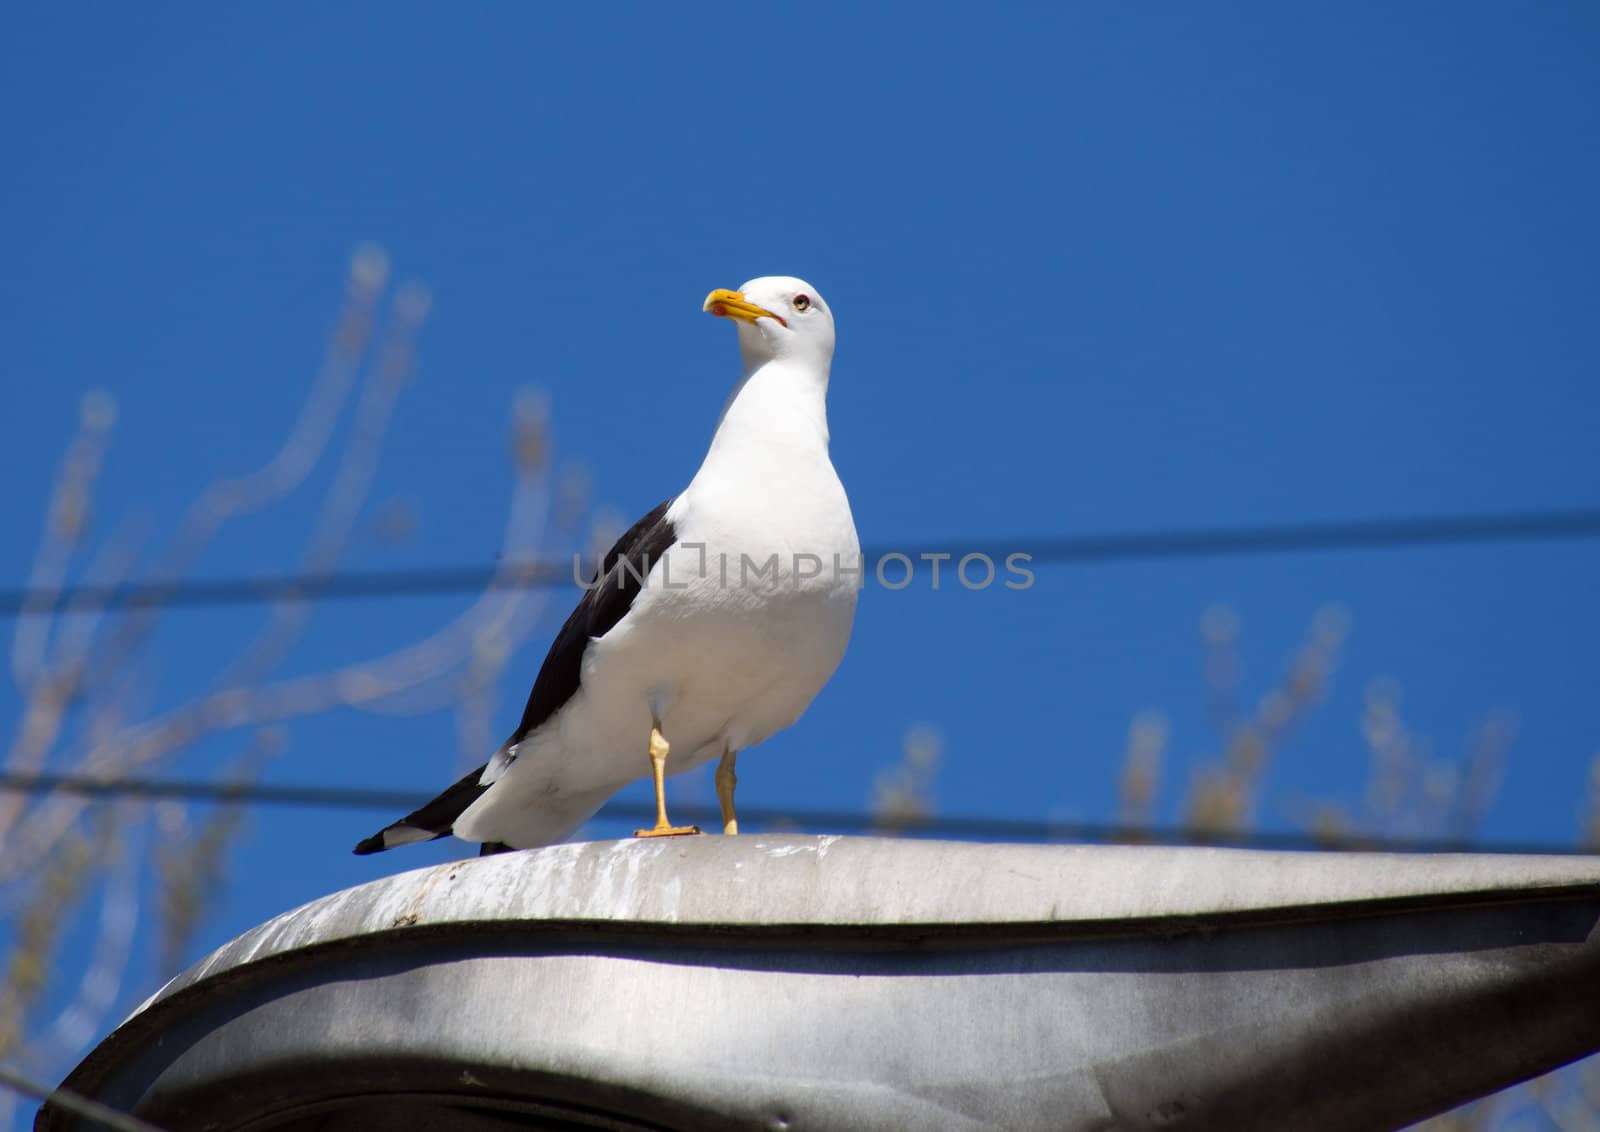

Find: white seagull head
703;275;834;370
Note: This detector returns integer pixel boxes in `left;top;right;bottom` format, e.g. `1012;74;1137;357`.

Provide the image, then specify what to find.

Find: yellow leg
716;747;739;836
633;722;701;838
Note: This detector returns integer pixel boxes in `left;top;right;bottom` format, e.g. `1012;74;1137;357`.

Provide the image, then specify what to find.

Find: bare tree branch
0;250;582;1126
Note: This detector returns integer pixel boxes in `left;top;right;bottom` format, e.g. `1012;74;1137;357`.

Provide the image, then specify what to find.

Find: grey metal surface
38;836;1600;1132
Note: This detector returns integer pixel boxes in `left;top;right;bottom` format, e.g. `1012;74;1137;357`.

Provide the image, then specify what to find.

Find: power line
1;771;421;812
0;1063;166;1132
2;771;1594;857
2;506;1598;618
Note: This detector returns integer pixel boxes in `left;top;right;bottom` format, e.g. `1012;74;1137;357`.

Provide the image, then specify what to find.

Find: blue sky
3;1;1599;1109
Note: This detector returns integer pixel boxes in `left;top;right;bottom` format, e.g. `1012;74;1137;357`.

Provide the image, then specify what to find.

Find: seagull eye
792;294;811;312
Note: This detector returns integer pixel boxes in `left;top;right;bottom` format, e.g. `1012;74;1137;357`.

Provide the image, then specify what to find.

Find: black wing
351;498;677;856
509;496;678;743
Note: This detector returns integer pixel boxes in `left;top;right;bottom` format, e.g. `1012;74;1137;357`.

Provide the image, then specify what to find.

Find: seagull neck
706;358;832;456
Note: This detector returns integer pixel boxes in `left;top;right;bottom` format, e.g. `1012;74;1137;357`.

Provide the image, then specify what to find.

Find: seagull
355;276;859;856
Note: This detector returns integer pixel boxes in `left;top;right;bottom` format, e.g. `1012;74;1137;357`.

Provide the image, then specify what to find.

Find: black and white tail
353;763;492;855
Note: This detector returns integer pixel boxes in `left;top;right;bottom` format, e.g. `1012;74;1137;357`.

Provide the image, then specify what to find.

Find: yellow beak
703;288;785;326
